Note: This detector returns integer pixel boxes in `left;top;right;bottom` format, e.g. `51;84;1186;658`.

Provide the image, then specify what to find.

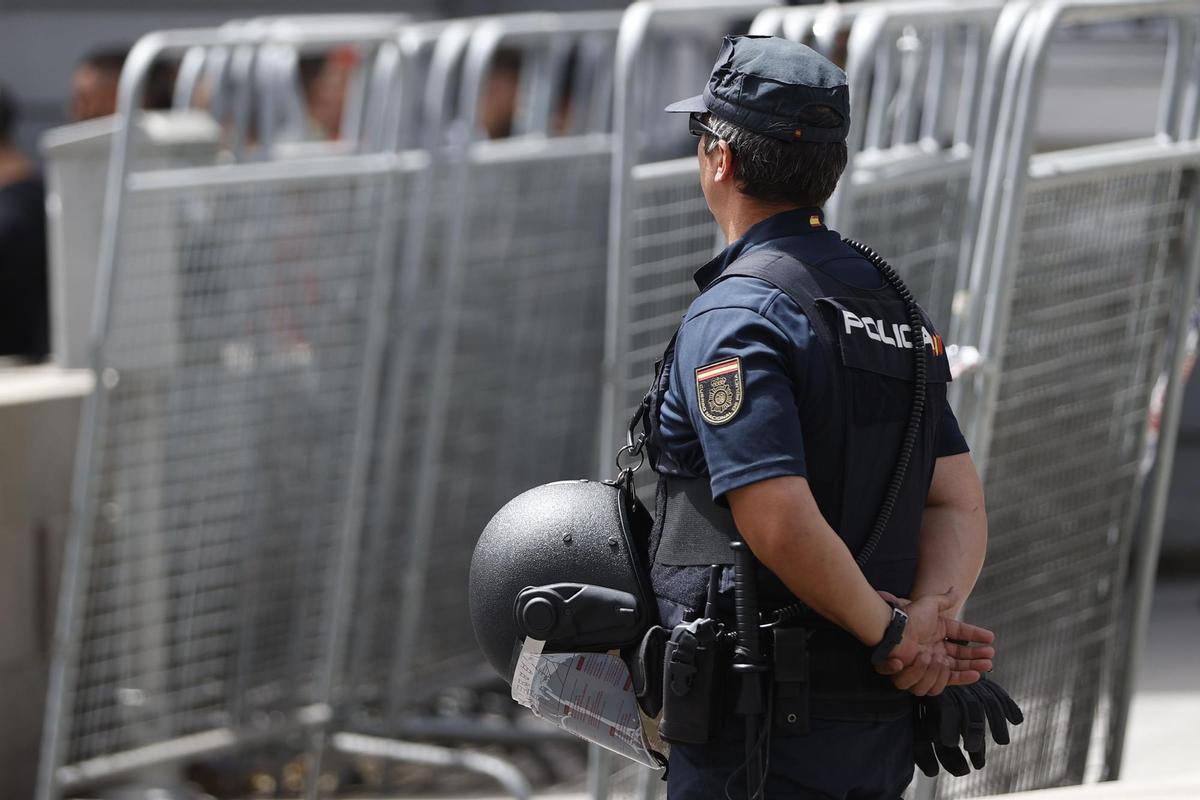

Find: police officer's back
645;36;994;798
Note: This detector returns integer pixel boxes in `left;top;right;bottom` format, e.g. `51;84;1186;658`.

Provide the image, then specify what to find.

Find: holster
771;626;812;735
652;620;814;745
628;625;670;717
659;617;726;744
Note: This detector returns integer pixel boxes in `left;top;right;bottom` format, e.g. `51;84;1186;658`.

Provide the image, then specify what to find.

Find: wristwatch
870;605;909;665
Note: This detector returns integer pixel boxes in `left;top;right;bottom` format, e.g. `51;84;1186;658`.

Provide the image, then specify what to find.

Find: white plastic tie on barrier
946;344;982;380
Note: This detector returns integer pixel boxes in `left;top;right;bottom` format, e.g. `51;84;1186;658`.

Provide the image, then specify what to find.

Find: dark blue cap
665;35;850;144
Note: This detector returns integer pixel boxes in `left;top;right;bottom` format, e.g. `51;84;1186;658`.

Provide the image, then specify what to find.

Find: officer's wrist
860;598;897;648
869;604;908;665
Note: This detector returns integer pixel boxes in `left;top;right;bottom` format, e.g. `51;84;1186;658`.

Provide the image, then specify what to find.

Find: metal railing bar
124;151;427;192
56;704;330;790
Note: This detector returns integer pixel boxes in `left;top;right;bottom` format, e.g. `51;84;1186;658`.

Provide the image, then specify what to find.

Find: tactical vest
639;240;953;623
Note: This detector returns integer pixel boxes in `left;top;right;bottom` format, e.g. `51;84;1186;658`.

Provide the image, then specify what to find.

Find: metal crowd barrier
40;12;627;800
598;1;1003;793
362;21;455;153
596;0;1199;798
595;4;775;794
754;1;1009;331
46;19;381;371
601;0;776;512
37;3;1200;799
334;18;472;752
243;15;412;158
338;15;488;738
41;113;222;369
946;0;1200;794
35;26;413;800
343;11;621;736
599;0;1012;509
172;15;412;160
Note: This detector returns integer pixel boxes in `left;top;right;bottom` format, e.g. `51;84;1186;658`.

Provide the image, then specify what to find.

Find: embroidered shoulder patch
695;357;744;425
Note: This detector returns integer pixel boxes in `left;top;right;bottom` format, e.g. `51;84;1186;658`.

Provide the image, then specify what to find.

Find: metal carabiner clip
614;442;645;475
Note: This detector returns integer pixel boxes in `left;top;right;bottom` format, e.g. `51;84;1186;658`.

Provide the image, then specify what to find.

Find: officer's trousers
666;713;914;800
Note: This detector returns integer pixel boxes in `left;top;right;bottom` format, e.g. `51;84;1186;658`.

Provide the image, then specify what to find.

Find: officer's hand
895;588;959;647
943;617;995;650
941;618;996;687
874;592;995;690
875;636;994;690
885;589;958;694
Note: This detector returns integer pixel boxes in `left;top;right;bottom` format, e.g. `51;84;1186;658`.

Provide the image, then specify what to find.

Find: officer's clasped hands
876;588;996;698
870;589;1022;778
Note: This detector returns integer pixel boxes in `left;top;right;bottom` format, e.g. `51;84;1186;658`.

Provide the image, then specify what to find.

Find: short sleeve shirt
657;208;969;506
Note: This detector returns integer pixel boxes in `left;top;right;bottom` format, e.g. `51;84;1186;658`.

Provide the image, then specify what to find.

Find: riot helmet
469;478;657;682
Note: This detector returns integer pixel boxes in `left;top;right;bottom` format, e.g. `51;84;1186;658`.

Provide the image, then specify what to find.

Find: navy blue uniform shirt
658;207;969;512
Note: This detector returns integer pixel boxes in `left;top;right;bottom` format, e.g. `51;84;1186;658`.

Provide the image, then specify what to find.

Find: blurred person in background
479;47;584;139
70;47;125;121
0;80;49;361
299;47;358;141
480;47;522;139
299;54;332;139
69;46;175;122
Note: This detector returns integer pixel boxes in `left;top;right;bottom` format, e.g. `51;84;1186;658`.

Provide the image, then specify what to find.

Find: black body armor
640;241;953;634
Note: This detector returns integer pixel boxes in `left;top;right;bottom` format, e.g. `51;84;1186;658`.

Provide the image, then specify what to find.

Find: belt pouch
772;627;811;735
660;618;721;744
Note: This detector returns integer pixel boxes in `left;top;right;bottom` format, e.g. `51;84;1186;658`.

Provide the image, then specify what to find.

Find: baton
730;539;768;799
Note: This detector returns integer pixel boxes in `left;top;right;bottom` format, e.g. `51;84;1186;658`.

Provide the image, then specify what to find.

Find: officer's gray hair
701;109;848;208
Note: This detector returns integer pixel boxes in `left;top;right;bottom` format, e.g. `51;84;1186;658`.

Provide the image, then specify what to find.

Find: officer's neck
719;198;805;245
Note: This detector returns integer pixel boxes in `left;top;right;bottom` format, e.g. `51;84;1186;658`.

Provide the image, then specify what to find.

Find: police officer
645;36;995;798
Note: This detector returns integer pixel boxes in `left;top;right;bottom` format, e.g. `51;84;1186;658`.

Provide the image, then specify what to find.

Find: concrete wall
0;367;90;800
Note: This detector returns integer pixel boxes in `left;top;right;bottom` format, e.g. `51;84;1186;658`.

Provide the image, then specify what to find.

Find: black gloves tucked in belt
914;675;1024;777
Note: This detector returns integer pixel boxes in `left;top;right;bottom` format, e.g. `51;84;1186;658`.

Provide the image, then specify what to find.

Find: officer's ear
711;139;734;184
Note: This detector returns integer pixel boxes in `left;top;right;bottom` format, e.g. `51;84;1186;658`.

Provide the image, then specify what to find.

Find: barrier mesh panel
944;164;1189;796
43;123;220;368
848;163;973;331
347;145;613;719
410;146;612;694
344;162;449;722
615;164;715;502
59;163;394;766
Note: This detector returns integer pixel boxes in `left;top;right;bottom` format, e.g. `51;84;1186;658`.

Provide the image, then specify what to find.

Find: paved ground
1120;579;1200;785
978;779;1200;800
974;577;1200;799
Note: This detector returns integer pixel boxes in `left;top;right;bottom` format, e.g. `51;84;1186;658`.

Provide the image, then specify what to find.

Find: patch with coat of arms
695;357;744;425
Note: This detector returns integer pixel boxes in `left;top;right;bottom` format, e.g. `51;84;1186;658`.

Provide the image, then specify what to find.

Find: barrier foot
330;731;532;800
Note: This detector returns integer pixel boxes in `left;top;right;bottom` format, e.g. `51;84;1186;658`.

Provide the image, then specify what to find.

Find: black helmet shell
469;479;654;683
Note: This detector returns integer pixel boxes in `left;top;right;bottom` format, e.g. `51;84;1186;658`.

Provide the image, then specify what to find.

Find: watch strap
870;606;908;665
